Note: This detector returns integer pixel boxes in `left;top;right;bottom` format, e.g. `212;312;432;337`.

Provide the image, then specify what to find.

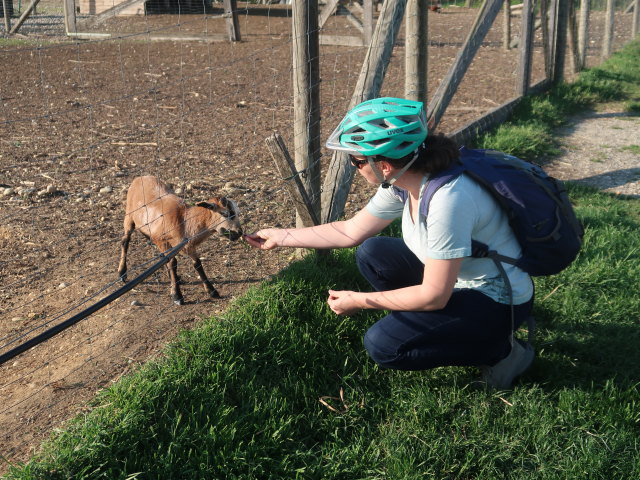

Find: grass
474;39;640;160
3;39;640;480
3;185;639;479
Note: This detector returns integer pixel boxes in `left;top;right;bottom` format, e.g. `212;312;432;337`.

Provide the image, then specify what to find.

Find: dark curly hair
381;132;459;175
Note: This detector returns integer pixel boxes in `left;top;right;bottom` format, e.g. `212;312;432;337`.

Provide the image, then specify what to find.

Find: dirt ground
0;5;636;472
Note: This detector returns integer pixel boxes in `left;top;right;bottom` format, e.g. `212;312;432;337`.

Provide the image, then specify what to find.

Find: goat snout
221;228;243;241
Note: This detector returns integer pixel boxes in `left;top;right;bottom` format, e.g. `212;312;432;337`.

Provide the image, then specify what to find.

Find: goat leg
192;257;220;298
117;227;134;282
167;257;184;305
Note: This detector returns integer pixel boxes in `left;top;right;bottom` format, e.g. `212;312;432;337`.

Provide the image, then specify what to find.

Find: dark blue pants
356;237;533;370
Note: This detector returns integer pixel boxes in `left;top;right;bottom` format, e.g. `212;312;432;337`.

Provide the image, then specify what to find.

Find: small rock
2;187;13;196
58;282;69;289
131;300;143;307
99;186;113;194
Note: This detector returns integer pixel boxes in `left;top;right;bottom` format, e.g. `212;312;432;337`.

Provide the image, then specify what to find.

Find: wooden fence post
551;0;569;84
265;133;320;228
292;0;321;228
405;0;428;104
567;0;582;73
578;0;590;70
503;0;511;50
538;0;551;79
321;0;408;224
546;0;559;80
427;0;504;130
2;0;10;32
632;0;640;38
63;0;77;35
516;0;534;96
363;0;373;45
223;0;240;42
9;0;41;34
602;0;615;59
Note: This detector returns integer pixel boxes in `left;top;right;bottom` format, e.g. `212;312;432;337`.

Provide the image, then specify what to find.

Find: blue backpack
392;147;584;341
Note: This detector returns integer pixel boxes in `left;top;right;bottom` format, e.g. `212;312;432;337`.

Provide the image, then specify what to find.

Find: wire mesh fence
1;0;637;470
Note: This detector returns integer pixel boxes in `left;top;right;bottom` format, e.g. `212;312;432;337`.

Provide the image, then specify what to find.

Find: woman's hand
327;289;362;316
243;229;288;250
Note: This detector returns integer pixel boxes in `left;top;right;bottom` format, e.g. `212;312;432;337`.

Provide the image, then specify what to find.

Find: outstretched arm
244;208;392;250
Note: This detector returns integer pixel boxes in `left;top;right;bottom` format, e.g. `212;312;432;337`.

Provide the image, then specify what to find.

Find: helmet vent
395;141;414;152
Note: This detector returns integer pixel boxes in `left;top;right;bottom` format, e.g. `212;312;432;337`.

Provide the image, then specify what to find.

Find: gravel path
543;104;640;198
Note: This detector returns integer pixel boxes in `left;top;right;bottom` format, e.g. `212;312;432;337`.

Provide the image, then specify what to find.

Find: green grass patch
473;39;640;160
620;145;640;155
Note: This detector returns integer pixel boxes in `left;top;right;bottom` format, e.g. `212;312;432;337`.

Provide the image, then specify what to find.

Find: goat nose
221;228;242;241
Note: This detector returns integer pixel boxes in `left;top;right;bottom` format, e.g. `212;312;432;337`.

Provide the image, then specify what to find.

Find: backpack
392;147;584;340
392;147;584;276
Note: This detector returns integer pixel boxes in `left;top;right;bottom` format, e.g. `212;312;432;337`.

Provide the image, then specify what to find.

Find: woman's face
350;154;386;185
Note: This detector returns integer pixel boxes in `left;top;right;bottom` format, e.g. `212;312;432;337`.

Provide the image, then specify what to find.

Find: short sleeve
366;185;405;220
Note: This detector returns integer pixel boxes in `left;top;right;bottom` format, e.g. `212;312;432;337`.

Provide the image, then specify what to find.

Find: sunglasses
349;155;370;169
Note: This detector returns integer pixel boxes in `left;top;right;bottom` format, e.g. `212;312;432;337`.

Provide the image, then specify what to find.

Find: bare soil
0;5;636;472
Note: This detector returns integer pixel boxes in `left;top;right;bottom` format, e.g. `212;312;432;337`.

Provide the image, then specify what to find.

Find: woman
244;97;535;389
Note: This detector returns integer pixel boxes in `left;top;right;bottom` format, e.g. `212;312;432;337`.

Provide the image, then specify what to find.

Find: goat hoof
209;289;221;299
172;295;184;305
118;273;127;283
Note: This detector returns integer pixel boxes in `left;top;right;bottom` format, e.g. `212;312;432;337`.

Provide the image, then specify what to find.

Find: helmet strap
374;150;420;189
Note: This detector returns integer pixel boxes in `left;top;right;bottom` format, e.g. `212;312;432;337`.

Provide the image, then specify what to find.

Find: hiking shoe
481;339;534;389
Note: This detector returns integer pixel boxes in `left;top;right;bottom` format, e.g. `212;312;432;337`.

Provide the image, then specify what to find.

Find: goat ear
196;201;218;211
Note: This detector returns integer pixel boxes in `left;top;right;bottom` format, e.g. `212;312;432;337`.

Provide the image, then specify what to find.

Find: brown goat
118;176;242;305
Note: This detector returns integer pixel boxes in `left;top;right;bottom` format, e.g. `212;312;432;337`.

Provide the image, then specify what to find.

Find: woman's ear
377;160;394;175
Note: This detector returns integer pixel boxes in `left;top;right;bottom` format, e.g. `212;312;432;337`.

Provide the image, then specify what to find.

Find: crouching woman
244;97;535;388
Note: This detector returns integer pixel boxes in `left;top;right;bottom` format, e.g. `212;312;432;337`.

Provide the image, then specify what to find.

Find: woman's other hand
327;289;362;316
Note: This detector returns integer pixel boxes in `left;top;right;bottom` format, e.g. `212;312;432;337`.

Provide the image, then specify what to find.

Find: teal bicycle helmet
326;97;428;159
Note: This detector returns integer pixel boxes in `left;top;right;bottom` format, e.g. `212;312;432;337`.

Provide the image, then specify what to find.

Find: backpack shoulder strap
418;163;466;217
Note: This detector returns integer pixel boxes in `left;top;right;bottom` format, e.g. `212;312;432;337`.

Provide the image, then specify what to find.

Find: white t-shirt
366;174;534;305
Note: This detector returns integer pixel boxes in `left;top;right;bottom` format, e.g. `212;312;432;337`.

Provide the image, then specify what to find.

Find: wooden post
427;0;504;130
321;0;408;224
292;0;321;228
63;0;77;35
632;0;640;38
223;0;240;42
265;133;320;228
405;0;428;104
545;0;557;80
578;0;590;70
503;0;511;50
539;0;551;79
551;0;569;84
602;0;615;59
363;0;373;45
9;0;40;34
567;0;582;73
319;0;340;29
516;0;534;96
2;0;10;33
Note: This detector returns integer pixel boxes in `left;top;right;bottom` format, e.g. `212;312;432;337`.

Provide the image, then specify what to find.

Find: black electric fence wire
0;238;188;367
